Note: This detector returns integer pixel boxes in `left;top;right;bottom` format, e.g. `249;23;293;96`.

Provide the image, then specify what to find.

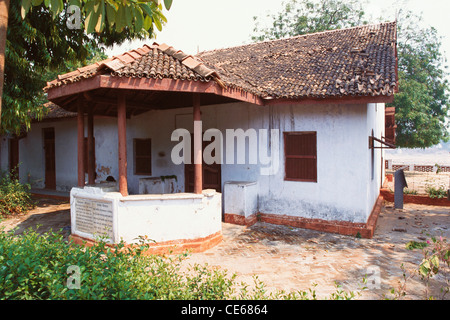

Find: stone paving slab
1;197;448;300
181;202;449;300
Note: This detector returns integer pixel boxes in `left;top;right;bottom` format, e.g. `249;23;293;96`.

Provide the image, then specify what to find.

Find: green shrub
405;241;428;250
0;228;262;300
403;188;417;195
0;228;366;300
425;185;447;199
0;169;35;216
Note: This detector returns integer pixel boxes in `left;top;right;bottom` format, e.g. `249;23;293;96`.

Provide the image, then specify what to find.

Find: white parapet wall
70;186;222;246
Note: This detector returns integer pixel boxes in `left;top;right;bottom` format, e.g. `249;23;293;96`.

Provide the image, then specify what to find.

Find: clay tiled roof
197;22;397;99
44;43;224;91
43;102;77;119
45;22;397;100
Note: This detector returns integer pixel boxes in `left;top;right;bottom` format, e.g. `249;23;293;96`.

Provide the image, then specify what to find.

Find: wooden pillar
117;94;128;196
87;107;95;185
193;93;202;194
77;97;85;187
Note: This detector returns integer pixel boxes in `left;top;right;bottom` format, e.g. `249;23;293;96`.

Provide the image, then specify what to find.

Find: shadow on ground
1;197;448;300
0;197;71;239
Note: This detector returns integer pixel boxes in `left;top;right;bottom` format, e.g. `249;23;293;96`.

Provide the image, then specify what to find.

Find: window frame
283;131;317;183
134;138;152;176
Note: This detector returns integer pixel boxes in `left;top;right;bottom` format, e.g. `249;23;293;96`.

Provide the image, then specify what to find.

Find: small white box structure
138;177;176;194
224;181;258;220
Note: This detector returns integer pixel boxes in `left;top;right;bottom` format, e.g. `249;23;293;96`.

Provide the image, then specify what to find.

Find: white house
0;22;397;248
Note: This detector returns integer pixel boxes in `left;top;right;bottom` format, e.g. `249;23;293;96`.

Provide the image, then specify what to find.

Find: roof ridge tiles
197;21;396;56
44;21;397;99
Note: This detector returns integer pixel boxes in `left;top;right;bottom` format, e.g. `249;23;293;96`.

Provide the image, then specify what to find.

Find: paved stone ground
1;197;448;300
0;197;71;238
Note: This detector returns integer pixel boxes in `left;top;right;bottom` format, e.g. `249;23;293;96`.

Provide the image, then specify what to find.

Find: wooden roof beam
98;75;265;106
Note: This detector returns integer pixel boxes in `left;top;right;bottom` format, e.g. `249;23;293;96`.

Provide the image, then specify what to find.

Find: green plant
435;164;441;174
386;236;449;300
419;236;450;299
425;185;447;199
0;168;35;216
0;227;370;300
406;241;429;250
403;188;418;195
0;227;243;300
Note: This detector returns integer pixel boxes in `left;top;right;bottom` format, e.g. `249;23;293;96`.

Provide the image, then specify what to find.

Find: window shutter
134;139;152;175
284;132;317;182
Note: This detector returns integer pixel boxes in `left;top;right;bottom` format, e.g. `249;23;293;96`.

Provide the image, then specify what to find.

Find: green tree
252;0;450;149
0;0;173;134
252;0;367;42
392;10;449;148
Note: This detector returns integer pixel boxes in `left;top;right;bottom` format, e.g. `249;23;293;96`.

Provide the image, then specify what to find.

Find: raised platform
69;185;222;253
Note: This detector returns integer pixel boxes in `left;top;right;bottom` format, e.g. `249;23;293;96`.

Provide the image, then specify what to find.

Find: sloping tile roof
44;43;223;91
44;22;397;100
197;22;397;99
109;43;225;87
43;102;77;119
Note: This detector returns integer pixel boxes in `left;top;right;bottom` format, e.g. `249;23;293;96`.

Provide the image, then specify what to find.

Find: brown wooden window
134;139;152;175
284;132;317;182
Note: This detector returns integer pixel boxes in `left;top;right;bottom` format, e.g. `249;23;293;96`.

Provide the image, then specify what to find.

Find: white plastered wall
17;100;383;224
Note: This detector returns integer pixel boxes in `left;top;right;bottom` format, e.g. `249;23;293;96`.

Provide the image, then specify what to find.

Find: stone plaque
75;198;114;241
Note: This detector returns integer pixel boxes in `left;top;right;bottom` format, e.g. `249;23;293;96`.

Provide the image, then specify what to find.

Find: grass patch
405;241;429;250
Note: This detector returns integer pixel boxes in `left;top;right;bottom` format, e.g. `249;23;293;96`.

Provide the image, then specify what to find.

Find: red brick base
224;195;384;239
380;188;450;207
223;213;258;226
69;231;223;255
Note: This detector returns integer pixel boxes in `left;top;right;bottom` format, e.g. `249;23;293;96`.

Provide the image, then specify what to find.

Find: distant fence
385;160;450;173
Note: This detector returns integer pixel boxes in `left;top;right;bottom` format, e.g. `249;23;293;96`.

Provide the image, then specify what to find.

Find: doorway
9;138;19;179
43;128;56;189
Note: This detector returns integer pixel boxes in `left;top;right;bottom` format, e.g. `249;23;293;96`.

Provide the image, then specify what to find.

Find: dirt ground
1;196;449;300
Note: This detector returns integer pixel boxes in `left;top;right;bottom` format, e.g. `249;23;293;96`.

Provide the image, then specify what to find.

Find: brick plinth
224;213;258;226
224;195;384;239
380;189;450;207
69;231;223;255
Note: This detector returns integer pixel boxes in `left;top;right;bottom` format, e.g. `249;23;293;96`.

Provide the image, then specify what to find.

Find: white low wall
70;186;222;245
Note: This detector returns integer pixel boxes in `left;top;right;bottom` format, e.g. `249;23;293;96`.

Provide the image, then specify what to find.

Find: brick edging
224;213;258;226
380;189;450;207
69;231;223;255
224;194;384;239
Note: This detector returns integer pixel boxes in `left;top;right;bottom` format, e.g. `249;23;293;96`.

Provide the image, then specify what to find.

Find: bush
0;228;262;300
425;185;447;199
0;169;35;217
386;235;449;300
0;228;366;300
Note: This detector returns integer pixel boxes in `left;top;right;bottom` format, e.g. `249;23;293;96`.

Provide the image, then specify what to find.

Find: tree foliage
252;0;367;42
252;0;450;149
392;10;449;148
20;0;172;34
1;0;171;135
